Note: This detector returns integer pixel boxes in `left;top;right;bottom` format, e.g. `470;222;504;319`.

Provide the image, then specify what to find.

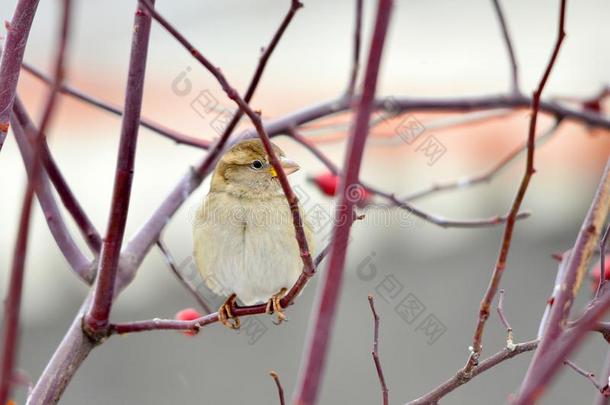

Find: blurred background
1;0;610;404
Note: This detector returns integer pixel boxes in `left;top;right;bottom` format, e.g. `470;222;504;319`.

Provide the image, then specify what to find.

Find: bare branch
0;0;39;151
269;371;286;405
0;1;72;402
407;340;539;405
345;0;363;97
491;0;520;94
84;0;155;337
13;96;102;255
21;62;211;150
497;289;515;349
564;360;604;392
10;110;92;282
516;158;610;404
464;0;567;373
156;240;212;314
401;119;562;202
368;295;389;405
595;225;610;297
294;2;393;403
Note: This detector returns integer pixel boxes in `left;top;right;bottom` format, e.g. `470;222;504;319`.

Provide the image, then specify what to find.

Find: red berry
175;308;201;336
590;255;610;292
313;172;339;197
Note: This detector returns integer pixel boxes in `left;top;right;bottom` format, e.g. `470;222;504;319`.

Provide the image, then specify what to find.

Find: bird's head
210;139;300;198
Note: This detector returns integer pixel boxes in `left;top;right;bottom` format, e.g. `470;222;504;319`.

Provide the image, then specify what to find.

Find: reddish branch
84;1;155;336
294;2;393;404
563;360;604;393
21;62;211;150
291;128;532;228
345;0;363;96
464;0;566;373
515;159;610;403
0;0;39;151
13;97;102;255
0;1;71;403
595;225;610;297
368;295;389;405
491;0;520;95
407;340;539;405
401;119;562;202
156;240;212;314
10;105;92;281
269;371;286;405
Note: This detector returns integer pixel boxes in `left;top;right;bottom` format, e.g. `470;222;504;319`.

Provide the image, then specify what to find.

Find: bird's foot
266;288;288;325
218;294;240;329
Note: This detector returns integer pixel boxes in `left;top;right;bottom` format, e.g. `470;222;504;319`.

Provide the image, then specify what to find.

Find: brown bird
193;139;314;328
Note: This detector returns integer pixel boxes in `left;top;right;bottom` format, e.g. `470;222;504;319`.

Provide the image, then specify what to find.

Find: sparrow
193;138;314;329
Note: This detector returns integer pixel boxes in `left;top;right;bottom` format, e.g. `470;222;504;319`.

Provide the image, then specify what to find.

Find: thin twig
0;1;71;402
290;129;532;228
464;0;566;373
497;289;515;350
564;360;604;392
516;159;610;404
491;0;520;95
595;225;610;297
294;2;393;403
401;119;562;202
407;340;539;405
21;62;211;150
0;0;40;152
10;111;93;282
13;96;102;256
156;240;212;314
368;295;389;405
594;350;610;405
345;0;363;97
269;371;286;405
84;0;155;337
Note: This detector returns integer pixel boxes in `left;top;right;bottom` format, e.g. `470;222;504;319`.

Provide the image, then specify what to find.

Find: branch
21;62;211;150
563;360;604;393
407;340;538;405
156;239;212;314
13;96;102;256
291;128;530;228
368;295;389;405
0;0;39;152
594;350;610;405
345;0;363;97
0;1;71;402
491;0;520;95
294;2;393;403
269;371;286;405
10;110;93;282
401;118;562;202
515;158;610;404
84;0;155;336
595;224;610;297
464;0;566;373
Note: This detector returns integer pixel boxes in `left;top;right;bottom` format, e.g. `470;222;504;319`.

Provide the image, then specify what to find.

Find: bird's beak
270;157;300;177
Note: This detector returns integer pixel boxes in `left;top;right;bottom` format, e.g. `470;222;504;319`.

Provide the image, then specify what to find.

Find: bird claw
218;294;240;330
266;288;288;325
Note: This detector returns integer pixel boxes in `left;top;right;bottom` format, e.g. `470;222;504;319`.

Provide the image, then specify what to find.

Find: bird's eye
251;160;264;170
